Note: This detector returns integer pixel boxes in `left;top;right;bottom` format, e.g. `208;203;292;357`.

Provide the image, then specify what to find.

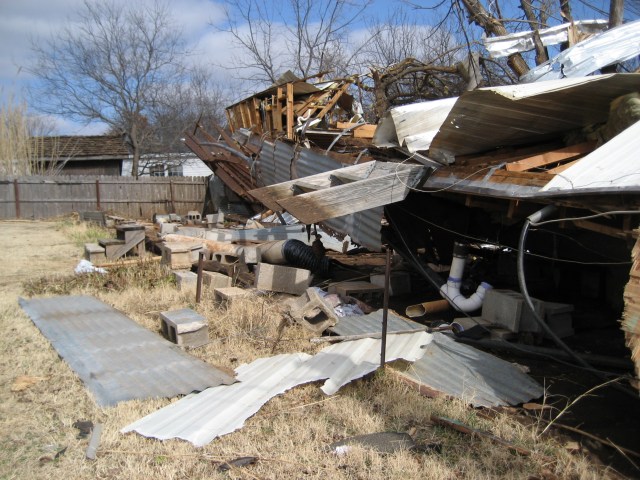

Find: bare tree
220;0;372;88
28;0;188;177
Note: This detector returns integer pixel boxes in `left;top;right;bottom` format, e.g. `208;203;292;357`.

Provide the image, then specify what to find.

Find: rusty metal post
169;180;176;214
13;179;20;219
195;251;205;304
95;179;101;210
380;245;392;368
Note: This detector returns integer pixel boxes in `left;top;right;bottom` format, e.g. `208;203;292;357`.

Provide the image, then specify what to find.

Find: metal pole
13;179;20;219
380;245;392;368
95;179;101;210
195;251;205;303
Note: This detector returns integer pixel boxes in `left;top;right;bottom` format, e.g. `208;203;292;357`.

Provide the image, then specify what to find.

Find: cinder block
160;308;208;347
328;281;384;304
370;272;411;296
213;286;254;303
286;288;338;334
254;262;312;296
202;271;233;289
161;242;199;269
160;222;178;235
84;243;106;263
211;252;240;265
206;213;224;227
173;270;198;291
481;289;524;332
239;245;261;264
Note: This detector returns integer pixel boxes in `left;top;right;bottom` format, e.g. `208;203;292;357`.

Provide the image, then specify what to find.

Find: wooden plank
313;83;350;120
546;159;579;174
505;141;596;172
274;88;283;132
276;166;426;224
335;122;377;139
291;181;327;195
286;83;294;140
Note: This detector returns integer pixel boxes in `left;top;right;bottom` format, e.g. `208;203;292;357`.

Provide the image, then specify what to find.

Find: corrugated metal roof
522;20;640;83
372;98;457;155
541;120;640;193
329;310;425;336
122;332;429;446
395;333;543;407
19;295;235;407
322;206;383;252
428;74;640;163
294;145;345;178
484;20;607;59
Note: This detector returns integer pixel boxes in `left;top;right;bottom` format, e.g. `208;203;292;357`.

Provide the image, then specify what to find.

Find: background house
34;135;129;175
122;152;213;177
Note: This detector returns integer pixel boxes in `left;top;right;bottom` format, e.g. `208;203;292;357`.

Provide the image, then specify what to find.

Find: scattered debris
330;432;416;455
85;423;103;460
74;259;106;275
218;456;258;472
73;420;94;439
19;295;235;406
11;375;47;392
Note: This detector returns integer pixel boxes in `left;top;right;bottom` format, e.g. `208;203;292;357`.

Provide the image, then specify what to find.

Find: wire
530;209;640;226
395;206;632;266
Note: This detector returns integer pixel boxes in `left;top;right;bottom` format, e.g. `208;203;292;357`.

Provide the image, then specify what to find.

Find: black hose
518;206;638;399
282;239;332;277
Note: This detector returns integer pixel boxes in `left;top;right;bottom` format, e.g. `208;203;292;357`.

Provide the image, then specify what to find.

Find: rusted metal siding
19;295;235;407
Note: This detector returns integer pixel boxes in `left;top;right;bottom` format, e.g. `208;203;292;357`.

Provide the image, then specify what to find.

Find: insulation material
622;231;640;382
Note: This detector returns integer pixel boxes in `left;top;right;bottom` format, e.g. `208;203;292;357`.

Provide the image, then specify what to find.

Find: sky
0;0;626;136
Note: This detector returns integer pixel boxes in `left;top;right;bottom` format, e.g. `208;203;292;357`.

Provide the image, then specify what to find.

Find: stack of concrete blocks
173;270;198;292
482;289;574;339
161;242;202;269
370;271;411;296
160;308;208;348
286;287;339;334
254;262;312;296
328;281;385;305
159;222;179;235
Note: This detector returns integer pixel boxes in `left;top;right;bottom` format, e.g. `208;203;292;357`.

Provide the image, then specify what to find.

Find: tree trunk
609;0;624;27
459;0;530;77
520;0;548;65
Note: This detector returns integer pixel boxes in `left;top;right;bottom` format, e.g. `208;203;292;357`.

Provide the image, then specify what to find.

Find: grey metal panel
19;295;235;407
254;140;294;187
323;206;383;252
254;140;277;186
294;147;345;179
399;333;543;407
329;310;424;336
428;74;640;163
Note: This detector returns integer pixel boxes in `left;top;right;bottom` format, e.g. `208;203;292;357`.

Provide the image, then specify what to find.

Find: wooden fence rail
0;175;209;220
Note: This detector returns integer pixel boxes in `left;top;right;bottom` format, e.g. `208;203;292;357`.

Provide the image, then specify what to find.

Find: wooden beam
546;159;579;174
286;83;294;139
313;83;350;120
505;141;596;172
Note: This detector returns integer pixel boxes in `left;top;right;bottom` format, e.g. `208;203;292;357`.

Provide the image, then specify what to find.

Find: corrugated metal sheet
294;143;347;178
395;333;543;407
484;20;607;59
372;98;457;155
19;295;235;407
428;74;640;163
541;121;640;194
329;310;425;336
323;206;383;252
522;20;640;83
123;332;429;446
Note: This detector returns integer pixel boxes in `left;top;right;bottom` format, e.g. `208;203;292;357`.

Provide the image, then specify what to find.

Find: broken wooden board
504;141;596;172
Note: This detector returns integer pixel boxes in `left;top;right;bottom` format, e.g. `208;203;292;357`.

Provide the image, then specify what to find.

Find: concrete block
206;213;224;227
370;272;411;296
518;297;545;333
254;262;312;296
160;308;208;347
328;281;384;304
211;252;240;265
160;222;178;235
286;288;338;334
481;289;524;332
84;243;106;264
239;245;261;264
202;271;233;289
173;270;197;291
161;242;199;269
213;286;254;303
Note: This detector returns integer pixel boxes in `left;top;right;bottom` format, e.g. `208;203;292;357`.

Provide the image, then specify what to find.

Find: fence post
95;179;101;210
169;180;175;213
13;179;20;219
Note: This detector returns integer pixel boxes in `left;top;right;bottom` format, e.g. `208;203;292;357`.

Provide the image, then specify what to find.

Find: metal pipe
195;251;204;303
380;246;392;368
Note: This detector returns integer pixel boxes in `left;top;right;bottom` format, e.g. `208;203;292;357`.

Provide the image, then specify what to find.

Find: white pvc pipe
439;243;492;312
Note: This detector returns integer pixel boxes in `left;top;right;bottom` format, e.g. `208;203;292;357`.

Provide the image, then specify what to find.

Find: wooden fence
0;175;209;220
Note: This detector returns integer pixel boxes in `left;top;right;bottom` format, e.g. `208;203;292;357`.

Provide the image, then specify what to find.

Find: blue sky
0;0;626;135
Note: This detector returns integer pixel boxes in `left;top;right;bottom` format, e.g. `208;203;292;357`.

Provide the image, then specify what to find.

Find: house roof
33;135;130;161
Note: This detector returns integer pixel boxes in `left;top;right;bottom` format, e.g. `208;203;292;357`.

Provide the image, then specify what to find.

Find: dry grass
0;220;620;479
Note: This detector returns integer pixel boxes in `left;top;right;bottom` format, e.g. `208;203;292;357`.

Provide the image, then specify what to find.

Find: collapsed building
183;23;640;388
